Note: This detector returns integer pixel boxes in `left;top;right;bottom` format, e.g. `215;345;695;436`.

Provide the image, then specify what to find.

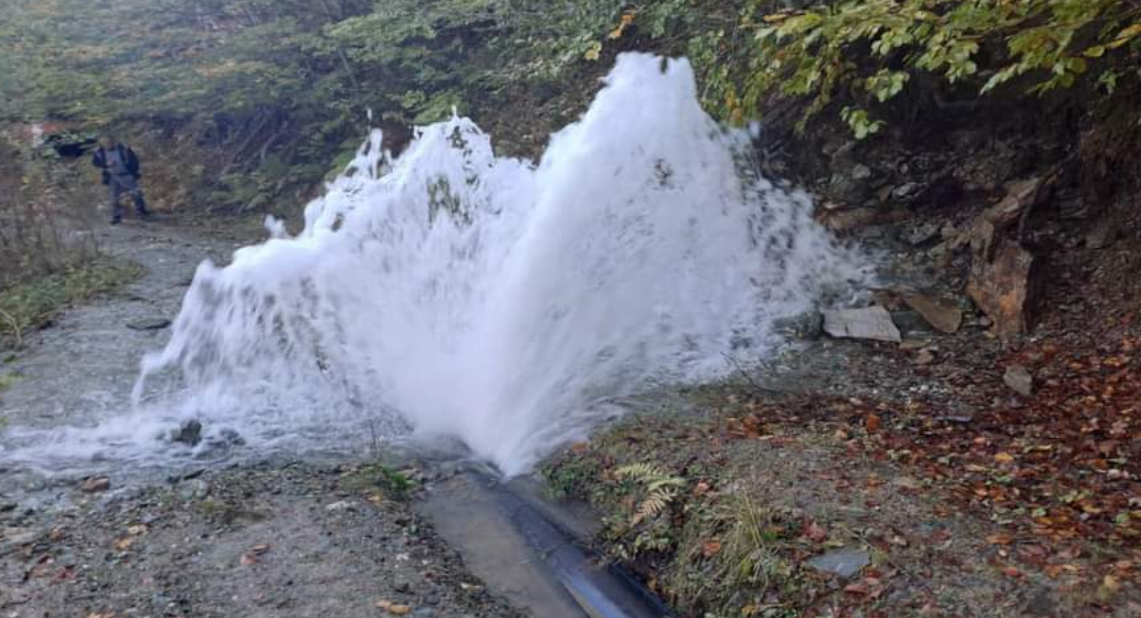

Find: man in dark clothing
92;135;149;224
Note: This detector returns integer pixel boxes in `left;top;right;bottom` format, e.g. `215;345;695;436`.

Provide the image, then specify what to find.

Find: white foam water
2;54;869;477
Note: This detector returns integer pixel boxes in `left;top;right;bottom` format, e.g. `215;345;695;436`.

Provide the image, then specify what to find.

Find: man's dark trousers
109;174;148;222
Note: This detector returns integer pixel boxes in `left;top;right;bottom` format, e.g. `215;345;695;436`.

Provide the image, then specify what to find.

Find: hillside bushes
2;1;1138;211
614;1;1141;137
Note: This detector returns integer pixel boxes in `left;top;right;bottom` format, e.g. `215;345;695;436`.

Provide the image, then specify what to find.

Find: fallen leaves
986;532;1014;546
803;521;829;543
240;543;270;566
375;600;412;615
842;576;885;599
827;335;1141;566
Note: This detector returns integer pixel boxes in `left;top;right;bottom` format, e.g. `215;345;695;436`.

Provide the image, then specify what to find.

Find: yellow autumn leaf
1108;22;1141;49
994;452;1015;464
584;43;602;61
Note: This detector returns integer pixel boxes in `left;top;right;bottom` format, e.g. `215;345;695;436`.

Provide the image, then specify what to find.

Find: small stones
1004;364;1035;397
915;349;937;366
325;500;356;513
807;548;870;579
81;476;111;493
904;222;941;247
178;479;211;501
1086;218;1118;250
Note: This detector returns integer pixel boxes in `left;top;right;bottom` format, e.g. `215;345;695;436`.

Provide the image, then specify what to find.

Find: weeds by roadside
342;462;420;502
0;129;139;349
544;379;1141;617
0;259;143;348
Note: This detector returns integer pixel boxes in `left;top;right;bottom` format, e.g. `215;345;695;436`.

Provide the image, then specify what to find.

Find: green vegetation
3;0;1137;213
342;462;419;501
546;445;817;617
0;260;143;348
697;0;1141;137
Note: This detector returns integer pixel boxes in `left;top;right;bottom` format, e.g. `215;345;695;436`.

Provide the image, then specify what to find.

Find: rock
1004;365;1034;397
967;241;1043;341
826;168;872;204
890;310;935;336
171;420;203;446
891;182;923;201
1023;586;1057;616
178;479;211;501
194;428;246;460
900;293;963;334
326;500;356;513
1086;218;1118;250
81;476;110;493
127;318;172;331
823;307;902;343
219;428;245;445
915;349;936;365
956;176;1055;260
0;502;17;513
772;311;825;340
807;548;870;579
904;222;941;246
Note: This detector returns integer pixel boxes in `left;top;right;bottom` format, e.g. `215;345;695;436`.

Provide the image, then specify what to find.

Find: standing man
92;134;149;224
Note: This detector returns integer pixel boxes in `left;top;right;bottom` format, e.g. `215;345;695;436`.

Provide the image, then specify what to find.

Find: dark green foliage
3;0;1137;200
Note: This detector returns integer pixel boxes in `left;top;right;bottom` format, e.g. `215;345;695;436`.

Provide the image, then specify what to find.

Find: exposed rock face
967;240;1043;341
823;306;902;343
955;176;1055;260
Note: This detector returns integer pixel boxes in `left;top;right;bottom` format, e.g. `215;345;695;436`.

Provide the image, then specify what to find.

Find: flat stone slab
823;306;901;343
807;548;870;579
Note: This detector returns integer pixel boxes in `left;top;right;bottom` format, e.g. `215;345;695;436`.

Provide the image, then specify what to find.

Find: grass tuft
0;259;142;348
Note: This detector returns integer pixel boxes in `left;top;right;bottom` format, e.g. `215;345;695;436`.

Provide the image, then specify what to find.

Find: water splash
5;54;870;477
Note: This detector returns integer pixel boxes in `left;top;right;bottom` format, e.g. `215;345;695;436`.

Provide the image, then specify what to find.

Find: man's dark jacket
91;144;141;186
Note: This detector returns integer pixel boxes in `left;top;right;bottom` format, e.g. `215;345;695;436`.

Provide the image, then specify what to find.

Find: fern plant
615;463;687;525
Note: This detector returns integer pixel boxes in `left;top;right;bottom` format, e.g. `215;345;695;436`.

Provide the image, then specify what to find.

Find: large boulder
967;241;1043;341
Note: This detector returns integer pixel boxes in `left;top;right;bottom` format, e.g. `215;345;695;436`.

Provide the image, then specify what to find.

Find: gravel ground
0;461;526;618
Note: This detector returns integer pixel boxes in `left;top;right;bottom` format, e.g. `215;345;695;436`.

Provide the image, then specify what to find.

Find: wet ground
0;219;548;617
0;219;240;497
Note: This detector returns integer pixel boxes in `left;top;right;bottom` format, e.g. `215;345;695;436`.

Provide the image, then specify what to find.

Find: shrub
677;0;1141;136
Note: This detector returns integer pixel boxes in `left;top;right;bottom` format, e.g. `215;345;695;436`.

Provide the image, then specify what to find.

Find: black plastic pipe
469;471;677;618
